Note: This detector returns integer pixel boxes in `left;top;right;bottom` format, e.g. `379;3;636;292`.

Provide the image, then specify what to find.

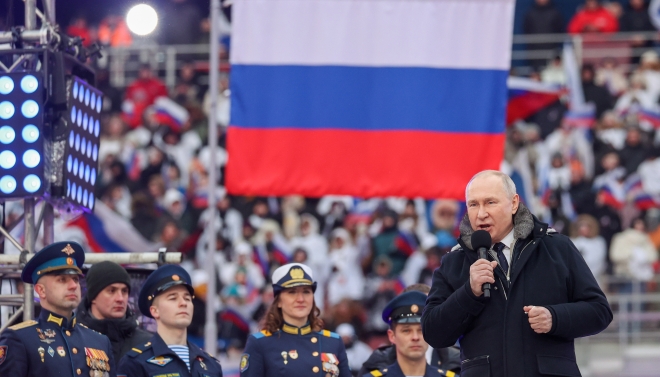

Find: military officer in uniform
364;292;453;377
117;264;222;376
0;241;116;377
240;263;351;377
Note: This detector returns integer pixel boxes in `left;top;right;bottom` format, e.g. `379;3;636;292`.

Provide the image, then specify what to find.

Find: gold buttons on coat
312;366;319;373
312;351;319;356
76;369;81;375
72;348;78;354
66;331;71;336
311;337;317;343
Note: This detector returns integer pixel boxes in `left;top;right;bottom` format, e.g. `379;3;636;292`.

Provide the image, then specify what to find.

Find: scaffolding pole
204;0;221;356
22;199;36;321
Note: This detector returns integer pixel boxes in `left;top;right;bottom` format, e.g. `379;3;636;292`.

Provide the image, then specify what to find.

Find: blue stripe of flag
85;213;128;252
231;65;507;134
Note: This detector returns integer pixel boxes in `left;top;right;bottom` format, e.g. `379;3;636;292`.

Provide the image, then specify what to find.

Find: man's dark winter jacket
76;298;153;361
358;344;461;377
421;203;612;377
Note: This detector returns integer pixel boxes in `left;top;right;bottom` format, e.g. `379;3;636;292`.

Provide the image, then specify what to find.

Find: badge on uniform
85;347;110;376
147;356;173;366
57;346;66;357
197;356;207;370
36;328;56;344
321;353;340;377
240;353;250;372
48;346;55;357
0;345;7;365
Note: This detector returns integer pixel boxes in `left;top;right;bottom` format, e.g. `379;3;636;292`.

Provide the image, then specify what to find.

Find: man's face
36;274;81;314
150;285;193;329
388;323;428;362
467;174;519;244
91;283;129;320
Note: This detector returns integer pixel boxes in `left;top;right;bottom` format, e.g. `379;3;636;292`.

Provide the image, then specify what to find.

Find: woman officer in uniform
240;263;351;377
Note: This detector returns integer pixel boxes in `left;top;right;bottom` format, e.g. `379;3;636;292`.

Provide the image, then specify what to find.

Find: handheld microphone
471;230;492;298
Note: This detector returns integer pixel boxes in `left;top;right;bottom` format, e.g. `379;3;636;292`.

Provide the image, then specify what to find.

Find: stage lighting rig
0;72;45;198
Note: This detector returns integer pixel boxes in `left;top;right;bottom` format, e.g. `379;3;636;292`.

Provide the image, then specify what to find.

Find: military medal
57;346;66;357
321;353;340;377
36;328;55;344
288;350;298;360
48;346;55;357
38;347;45;362
198;356;207;370
281;351;288;365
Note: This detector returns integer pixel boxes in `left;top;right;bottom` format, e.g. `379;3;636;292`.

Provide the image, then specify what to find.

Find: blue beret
138;264;194;318
21;242;85;284
382;291;427;325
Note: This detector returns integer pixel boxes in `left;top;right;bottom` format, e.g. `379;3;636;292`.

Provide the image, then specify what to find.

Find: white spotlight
127;4;158;36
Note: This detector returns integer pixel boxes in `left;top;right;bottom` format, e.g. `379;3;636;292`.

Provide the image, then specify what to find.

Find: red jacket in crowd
121;78;169;129
568;7;619;34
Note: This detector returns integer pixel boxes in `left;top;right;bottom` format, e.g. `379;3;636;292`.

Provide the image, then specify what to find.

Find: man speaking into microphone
421;170;612;377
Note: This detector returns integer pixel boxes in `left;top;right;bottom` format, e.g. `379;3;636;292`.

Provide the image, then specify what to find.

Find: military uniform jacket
117;333;222;377
0;308;116;377
240;324;351;377
364;361;451;377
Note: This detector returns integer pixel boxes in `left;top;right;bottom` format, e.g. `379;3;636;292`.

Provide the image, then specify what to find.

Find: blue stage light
92;144;98;161
83;189;88;207
83;113;88;131
96;96;103;113
86;140;92;158
0;176;17;194
91;93;97;109
89;193;95;208
91;168;96;185
0;101;15;120
71;182;77;199
85;165;90;182
69;130;75;148
67;179;71;196
75;133;81;151
79;163;84;179
81;137;87;155
73;82;79;100
71;106;77;124
78;84;84;101
0;77;14;95
22;149;40;168
22;125;39;143
77;109;82;126
73;158;79;176
23;174;41;193
94;119;100;137
0;126;15;144
85;89;90;106
20;75;38;94
0;151;16;169
67;155;73;172
21;100;39;118
77;185;82;202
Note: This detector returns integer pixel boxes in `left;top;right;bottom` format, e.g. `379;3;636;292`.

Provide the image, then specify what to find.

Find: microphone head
471;230;492;250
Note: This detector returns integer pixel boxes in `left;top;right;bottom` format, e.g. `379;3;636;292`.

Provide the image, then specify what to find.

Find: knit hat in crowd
85;261;131;302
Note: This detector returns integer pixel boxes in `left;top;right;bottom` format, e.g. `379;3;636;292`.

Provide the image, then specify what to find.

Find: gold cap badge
290;268;304;279
172;275;180;281
411;304;419;314
66;257;74;266
61;244;75;256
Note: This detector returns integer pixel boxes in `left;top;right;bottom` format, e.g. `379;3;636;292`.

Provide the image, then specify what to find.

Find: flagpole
204;0;221;356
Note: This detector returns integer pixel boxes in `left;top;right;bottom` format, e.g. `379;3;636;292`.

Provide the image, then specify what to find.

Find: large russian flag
227;0;515;199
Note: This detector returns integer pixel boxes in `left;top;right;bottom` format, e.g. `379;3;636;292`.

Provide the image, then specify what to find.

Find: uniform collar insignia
47;313;63;327
147;356;174;366
282;323;312;335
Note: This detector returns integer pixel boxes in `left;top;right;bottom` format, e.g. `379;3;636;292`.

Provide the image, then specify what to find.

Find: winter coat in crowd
610;228;658;281
76;297;153;362
568;5;619;34
422;203;612;377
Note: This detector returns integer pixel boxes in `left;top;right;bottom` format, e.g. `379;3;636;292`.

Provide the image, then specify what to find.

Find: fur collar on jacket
458;202;536;250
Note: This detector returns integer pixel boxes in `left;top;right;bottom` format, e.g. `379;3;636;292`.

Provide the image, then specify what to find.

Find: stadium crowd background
3;0;660;375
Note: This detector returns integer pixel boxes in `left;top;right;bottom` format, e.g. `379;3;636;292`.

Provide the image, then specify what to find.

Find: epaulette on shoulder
450;244;461;252
251;330;272;339
126;341;152;358
77;323;103;335
8;320;37;331
367;367;387;377
320;330;339;339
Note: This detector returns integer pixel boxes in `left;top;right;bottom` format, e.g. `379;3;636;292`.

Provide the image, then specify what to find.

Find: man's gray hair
465;170;517;200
